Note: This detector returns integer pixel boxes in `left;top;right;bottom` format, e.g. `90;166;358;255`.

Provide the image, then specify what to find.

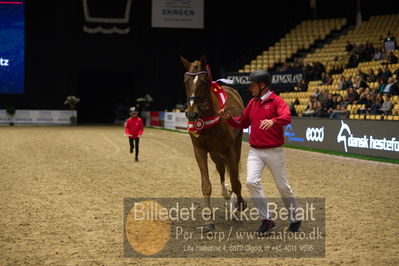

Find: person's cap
248;70;271;86
129;107;138;114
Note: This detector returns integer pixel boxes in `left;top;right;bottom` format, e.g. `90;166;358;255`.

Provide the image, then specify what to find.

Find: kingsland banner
283;118;399;160
224;70;303;90
152;0;204;29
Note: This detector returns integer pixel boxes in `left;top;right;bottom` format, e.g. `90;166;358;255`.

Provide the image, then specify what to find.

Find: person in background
124;107;144;162
373;48;382;61
346;87;359;104
337;75;348;90
366;69;377;83
371;93;384;114
381;64;392;83
383;77;398;95
358;94;374;114
387;51;398;64
378;94;393;115
289;102;298;117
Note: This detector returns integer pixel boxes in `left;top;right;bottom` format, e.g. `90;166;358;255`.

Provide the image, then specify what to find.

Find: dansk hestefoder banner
0;1;24;94
151;0;204;29
283;118;399;160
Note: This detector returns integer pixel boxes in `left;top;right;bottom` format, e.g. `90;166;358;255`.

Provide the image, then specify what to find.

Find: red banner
150;111;161;127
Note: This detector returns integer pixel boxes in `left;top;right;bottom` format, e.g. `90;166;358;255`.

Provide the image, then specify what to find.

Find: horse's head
180;55;210;121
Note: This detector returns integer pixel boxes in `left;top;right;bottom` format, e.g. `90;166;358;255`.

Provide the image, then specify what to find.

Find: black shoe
135;158;139;162
289;220;301;232
130;148;133;154
256;219;275;236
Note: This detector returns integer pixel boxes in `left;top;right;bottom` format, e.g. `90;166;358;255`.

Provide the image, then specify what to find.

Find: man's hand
259;119;274;130
219;108;231;119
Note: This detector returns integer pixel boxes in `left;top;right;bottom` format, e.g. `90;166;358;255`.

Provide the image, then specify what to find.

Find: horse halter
184;71;210;107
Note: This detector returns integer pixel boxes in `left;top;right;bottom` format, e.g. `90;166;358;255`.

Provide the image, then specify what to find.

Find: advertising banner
224;69;303;90
150;111;161;127
0;110;76;125
164;112;176;130
284;118;399;160
0;1;25;94
174;112;187;131
152;0;204;29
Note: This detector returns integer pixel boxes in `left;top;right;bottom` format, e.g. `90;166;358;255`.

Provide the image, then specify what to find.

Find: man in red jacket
124;107;144;162
220;70;301;235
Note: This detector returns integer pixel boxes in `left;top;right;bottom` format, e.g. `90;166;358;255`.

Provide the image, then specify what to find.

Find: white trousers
246;146;298;222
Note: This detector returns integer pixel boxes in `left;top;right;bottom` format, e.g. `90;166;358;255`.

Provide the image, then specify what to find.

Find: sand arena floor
0;126;398;265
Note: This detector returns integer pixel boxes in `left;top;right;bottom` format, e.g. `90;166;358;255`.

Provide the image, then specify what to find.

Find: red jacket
124;117;144;138
228;91;291;149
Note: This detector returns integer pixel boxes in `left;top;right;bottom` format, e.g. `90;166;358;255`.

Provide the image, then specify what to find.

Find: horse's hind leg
210;152;232;200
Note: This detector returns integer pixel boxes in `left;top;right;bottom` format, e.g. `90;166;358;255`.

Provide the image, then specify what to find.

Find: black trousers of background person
129;138;140;159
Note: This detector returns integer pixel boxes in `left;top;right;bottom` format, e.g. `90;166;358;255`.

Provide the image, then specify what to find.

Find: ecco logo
306;127;325;142
0;57;10;66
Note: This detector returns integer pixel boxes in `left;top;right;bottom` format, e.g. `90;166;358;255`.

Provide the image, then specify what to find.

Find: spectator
318;89;329;103
366;69;377;83
313;88;321;100
357;69;368;82
382;77;398;95
302;96;316;117
321;72;332;85
384;32;396;51
289;102;298;117
375;77;386;94
358;88;368;104
337;94;346;107
313;62;325;80
337;75;348;90
346;87;359;104
378;94;393;115
387;51;398;64
373;48;382;61
376;67;383;79
371;93;384;114
358;94;374;114
322;92;334;109
303;63;314;82
330;103;349;119
363;42;375;61
313;101;324;117
352;75;368;89
294;79;307;92
381;64;392;83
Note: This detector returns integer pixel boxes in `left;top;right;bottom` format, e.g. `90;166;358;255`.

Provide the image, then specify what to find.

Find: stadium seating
303;13;399;73
238;18;347;73
246;13;399;120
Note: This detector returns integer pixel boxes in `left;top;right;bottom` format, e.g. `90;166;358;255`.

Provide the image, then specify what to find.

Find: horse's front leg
226;147;247;212
194;146;215;232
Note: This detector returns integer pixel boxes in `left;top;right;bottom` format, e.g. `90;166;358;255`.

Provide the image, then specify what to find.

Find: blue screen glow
0;1;24;94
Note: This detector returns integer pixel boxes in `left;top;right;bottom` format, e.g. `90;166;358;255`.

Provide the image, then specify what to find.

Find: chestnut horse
180;55;246;232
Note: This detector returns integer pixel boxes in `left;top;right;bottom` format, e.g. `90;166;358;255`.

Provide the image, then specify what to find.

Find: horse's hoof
221;189;232;200
236;200;247;212
203;224;215;233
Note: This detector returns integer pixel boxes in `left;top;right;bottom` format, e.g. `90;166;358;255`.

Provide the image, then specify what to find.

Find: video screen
0;1;24;94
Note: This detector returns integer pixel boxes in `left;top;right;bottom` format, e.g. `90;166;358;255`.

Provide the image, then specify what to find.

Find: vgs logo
306;127;325;142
